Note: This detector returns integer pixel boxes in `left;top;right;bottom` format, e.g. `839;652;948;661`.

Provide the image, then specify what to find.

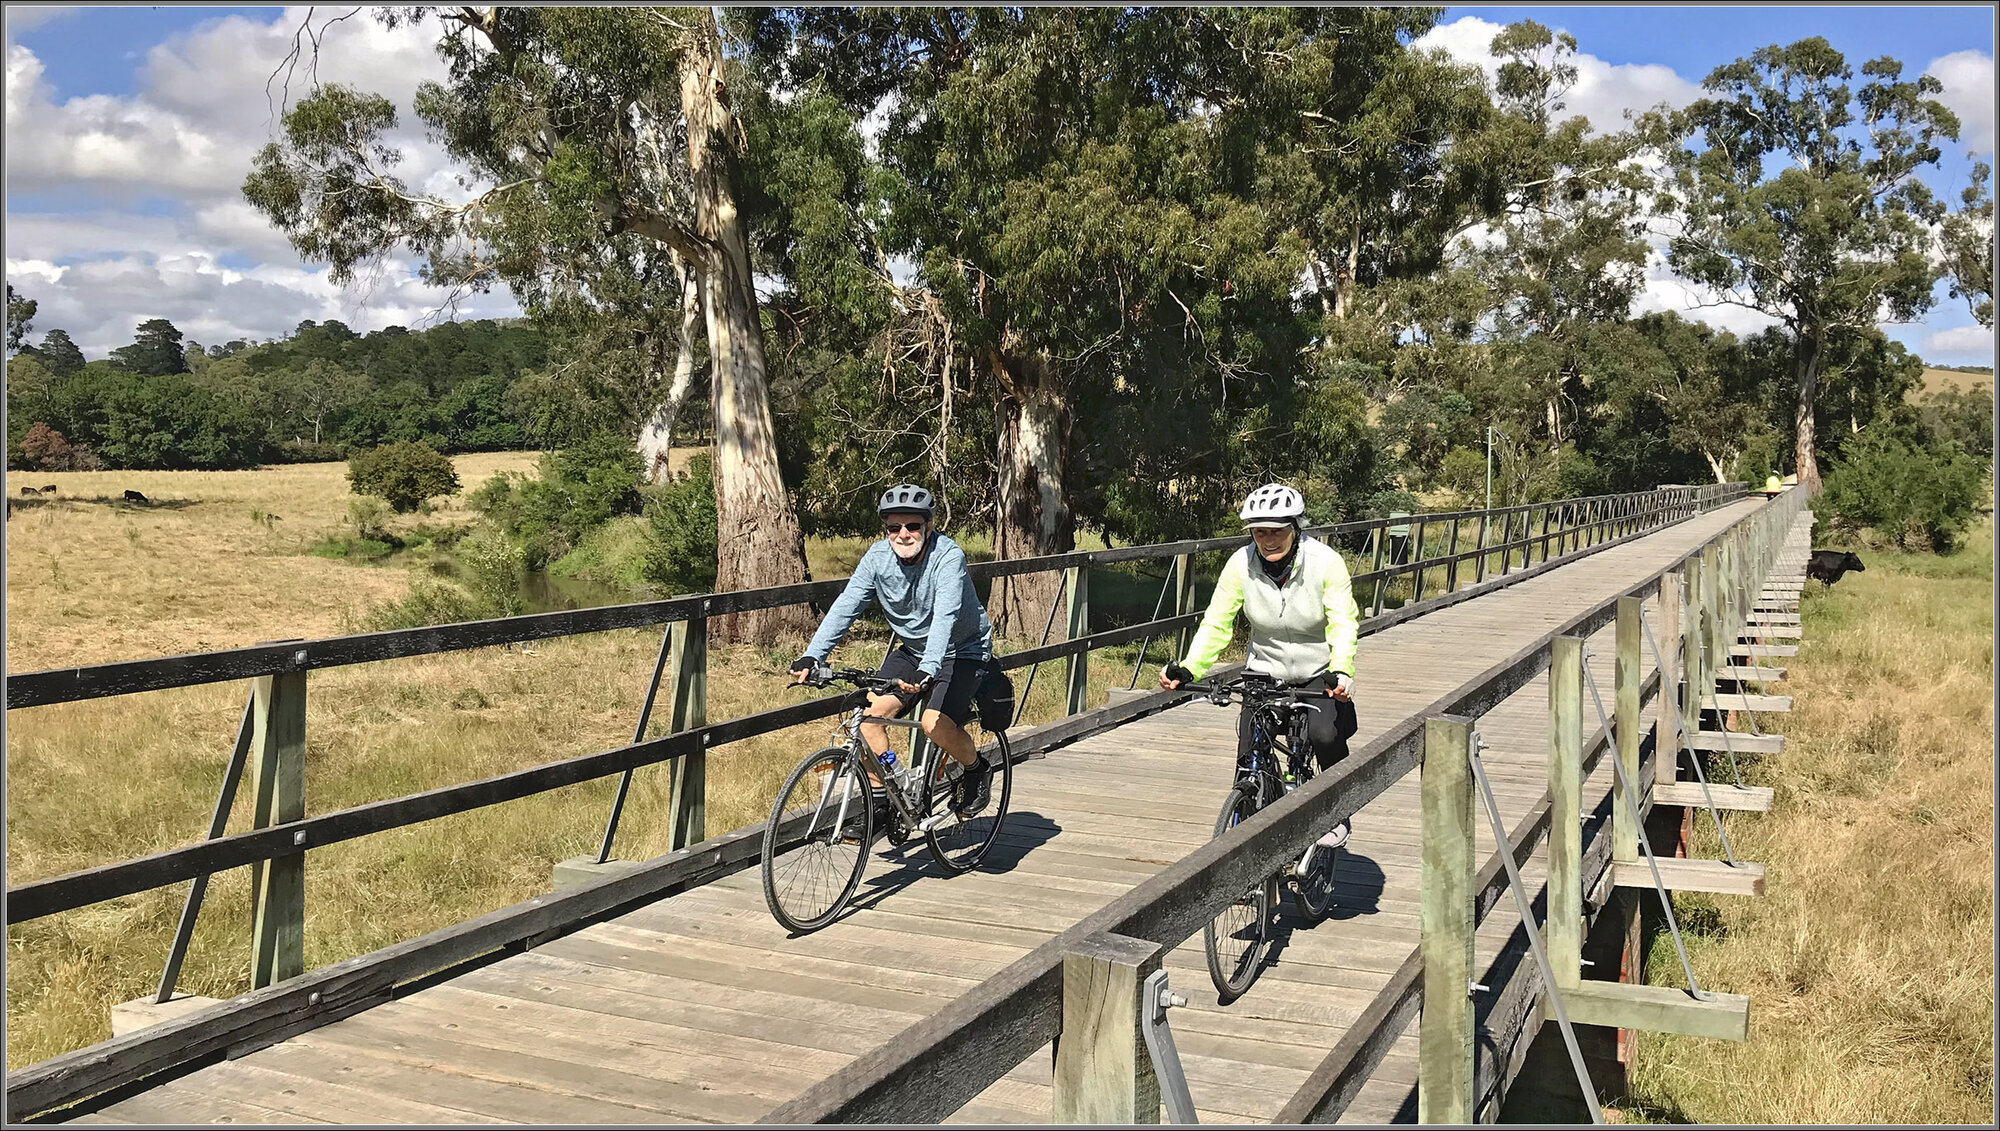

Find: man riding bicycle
790;484;996;817
1160;482;1361;859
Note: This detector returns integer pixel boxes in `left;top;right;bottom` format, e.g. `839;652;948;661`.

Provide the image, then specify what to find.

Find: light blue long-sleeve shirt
805;532;993;676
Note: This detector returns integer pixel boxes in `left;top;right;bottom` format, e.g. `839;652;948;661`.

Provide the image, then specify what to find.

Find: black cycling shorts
877;646;984;727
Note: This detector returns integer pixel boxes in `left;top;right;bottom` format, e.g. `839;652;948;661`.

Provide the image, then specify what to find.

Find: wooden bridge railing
1;480;1746;1120
753;483;1807;1124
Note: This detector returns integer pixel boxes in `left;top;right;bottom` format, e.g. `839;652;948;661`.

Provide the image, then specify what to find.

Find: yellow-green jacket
1177;539;1360;683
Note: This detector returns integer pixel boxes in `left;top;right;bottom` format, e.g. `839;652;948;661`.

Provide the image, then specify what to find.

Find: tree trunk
637;250;702;485
1702;449;1729;484
1792;333;1823;493
989;348;1074;641
681;13;813;644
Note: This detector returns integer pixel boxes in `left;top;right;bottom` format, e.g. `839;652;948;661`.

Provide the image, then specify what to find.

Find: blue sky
3;5;1994;367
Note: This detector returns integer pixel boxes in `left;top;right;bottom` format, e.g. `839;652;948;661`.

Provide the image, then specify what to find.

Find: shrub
641;452;718;595
1817;429;1988;552
469;434;640;568
347;441;459;513
12;422;102;471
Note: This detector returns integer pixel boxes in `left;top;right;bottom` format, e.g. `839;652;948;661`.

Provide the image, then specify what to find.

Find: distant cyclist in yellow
1161;483;1361;854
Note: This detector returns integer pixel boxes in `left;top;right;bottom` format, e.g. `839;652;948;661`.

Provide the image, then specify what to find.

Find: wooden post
1547;637;1584;988
1657;571;1683;786
1615;597;1642;864
1052;932;1163;1124
1370;521;1390;614
1683;555;1706;739
1173;552;1195;660
665;616;708;851
1702;546;1722;701
1065;560;1091;717
1445;515;1462;592
1419;715;1475;1125
1411;518;1428;604
1473;511;1490;584
249;668;307;989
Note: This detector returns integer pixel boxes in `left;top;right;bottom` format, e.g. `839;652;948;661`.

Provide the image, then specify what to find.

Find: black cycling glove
1164;663;1193;685
789;655;819;673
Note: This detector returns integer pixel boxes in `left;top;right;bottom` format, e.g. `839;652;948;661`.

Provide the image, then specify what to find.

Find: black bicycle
760;665;1014;933
1193;671;1343;1001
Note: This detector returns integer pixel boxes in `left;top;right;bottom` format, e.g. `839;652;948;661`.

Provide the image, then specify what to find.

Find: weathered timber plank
1613;858;1765;896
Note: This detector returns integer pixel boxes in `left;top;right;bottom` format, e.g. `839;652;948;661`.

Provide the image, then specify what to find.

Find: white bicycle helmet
877;483;935;517
1239;482;1305;528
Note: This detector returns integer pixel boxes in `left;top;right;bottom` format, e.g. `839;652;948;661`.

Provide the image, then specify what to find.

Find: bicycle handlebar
793;664;920;695
1182;673;1330;709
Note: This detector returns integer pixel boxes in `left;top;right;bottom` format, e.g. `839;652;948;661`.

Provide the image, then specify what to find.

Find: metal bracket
1141;968;1199;1124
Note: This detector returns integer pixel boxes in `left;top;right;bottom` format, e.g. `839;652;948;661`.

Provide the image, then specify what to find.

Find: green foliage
347;442;460;513
1817;425;1988;552
470;434;642;569
34;329;85;374
1918;389;1994;461
641;453;719;596
5;284;35;352
107;318;190;376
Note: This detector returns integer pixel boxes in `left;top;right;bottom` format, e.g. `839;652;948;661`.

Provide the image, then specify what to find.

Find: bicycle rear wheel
1203;781;1277;1002
922;732;1014;874
1294;840;1341;923
761;746;873;933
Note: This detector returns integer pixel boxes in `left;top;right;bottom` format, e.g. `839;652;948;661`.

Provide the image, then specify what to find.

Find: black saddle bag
975;663;1016;732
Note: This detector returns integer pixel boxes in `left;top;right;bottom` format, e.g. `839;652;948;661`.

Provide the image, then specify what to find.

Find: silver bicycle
760;665;1015;933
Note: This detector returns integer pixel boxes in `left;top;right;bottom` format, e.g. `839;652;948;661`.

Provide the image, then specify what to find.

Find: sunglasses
883;521;928;534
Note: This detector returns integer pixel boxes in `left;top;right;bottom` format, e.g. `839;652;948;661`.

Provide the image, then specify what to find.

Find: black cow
1807;549;1865;587
123;489;149;504
39;485;57;494
18;486;35;496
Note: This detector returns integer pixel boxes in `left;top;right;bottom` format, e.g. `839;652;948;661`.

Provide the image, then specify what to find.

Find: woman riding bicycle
790;484;996;817
1160;482;1361;855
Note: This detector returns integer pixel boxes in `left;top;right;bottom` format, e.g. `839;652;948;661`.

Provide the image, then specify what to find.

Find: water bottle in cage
879;748;902;780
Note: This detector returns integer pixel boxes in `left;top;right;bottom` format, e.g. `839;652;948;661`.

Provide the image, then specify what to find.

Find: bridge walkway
73;499;1761;1125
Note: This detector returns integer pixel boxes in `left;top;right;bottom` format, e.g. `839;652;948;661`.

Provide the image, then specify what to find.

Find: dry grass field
1622;520;1994;1123
3;455;1206;1068
1918;365;1994;396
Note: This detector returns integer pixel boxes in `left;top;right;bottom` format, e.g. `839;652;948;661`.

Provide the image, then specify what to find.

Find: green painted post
665;615;709;851
1615;597;1642;864
1419;715;1475;1125
1370;522;1389;614
249;667;307;989
1682;555;1704;756
1547;637;1584;988
1065;561;1091;717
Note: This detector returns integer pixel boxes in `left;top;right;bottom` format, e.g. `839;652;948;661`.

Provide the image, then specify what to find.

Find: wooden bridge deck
73;500;1761;1125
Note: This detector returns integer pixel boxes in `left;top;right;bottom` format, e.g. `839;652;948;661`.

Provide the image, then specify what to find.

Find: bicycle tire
761;746;873;933
1294;840;1341;923
1203;781;1277;1002
922;731;1014;874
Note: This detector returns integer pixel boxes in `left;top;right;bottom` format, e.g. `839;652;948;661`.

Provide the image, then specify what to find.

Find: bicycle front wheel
762;746;873;933
922;732;1014;874
1203;781;1276;1002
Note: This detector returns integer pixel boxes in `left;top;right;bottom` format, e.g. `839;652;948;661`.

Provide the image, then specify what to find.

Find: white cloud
1413;16;1702;136
3;9;522;359
4;6;79;38
1927;50;1995;158
1926;324;1995;357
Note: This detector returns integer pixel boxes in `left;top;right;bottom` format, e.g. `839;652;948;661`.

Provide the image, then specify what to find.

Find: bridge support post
249;668;307;989
1064;562;1091;717
665;615;709;851
1547;638;1584;987
1681;554;1704;770
1173;553;1195;661
1656;572;1683;785
1052;931;1163;1124
1418;714;1475;1125
1614;598;1643;863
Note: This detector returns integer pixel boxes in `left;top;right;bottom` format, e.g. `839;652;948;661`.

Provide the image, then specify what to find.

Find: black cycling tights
1236;673;1359;774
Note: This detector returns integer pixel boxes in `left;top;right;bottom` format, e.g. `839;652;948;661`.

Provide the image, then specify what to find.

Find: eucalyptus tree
242;6;810;640
756;7;1304;631
1646;38;1959;491
1941;160;1993;328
